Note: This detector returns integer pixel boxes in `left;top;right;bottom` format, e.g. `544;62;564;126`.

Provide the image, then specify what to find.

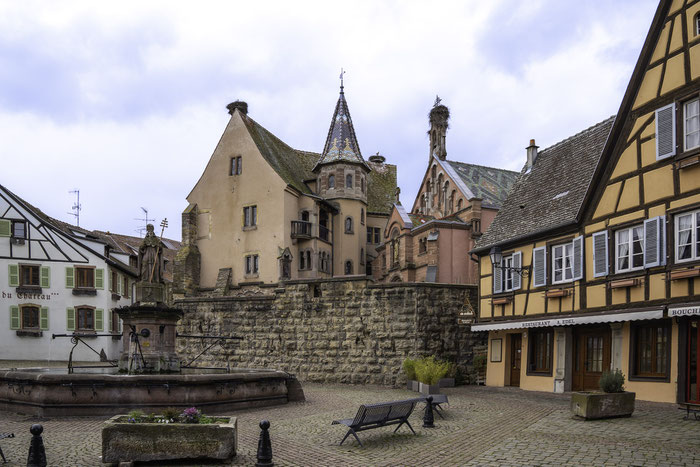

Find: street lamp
489;246;529;277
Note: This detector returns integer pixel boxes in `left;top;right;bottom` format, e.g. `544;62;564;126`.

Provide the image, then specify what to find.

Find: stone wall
174;278;484;386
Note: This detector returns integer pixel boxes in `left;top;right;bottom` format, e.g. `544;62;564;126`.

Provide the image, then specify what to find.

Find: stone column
610;322;624;371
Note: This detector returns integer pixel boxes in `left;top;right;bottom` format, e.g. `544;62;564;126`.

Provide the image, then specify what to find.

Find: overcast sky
0;0;660;240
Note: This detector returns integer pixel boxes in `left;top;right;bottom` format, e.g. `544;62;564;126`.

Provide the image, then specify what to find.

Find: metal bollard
26;424;47;467
256;420;273;467
423;396;435;428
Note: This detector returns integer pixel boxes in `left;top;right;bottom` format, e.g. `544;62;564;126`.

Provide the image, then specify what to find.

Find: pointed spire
313;76;369;172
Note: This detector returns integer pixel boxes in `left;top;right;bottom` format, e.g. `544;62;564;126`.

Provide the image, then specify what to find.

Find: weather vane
339;68;346;91
434;95;442;107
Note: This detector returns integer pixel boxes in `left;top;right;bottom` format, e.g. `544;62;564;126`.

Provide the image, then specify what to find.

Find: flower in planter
180;407;202;424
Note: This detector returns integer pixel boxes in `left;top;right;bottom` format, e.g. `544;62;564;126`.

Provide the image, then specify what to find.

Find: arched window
361;177;365;193
360;209;365;225
449;190;456;213
437;174;444;206
346;174;353;189
457;198;463;211
345;217;353;233
390;228;400;267
431;165;436;180
345;260;353;275
328;174;335;188
696;12;700;36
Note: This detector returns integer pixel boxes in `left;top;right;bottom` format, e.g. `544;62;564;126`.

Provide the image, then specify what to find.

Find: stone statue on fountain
136;223;166;305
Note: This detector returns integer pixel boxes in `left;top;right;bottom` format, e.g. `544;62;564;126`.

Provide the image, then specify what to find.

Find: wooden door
510;334;522;387
687;320;699;403
573;326;611;391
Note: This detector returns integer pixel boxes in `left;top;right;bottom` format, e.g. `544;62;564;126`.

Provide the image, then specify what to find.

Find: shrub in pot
403;358;419;391
415;356;451;395
571;369;635;420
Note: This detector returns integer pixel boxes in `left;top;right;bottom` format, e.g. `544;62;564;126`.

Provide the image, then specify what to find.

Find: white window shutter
532;247;546;287
644;217;662;268
512;251;522;290
493;259;503;294
592;231;609;277
655;103;676;159
572;236;584;280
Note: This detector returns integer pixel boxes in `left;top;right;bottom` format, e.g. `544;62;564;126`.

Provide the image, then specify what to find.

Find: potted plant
415;356;451;395
473;354;487;385
438;361;456;388
571;369;636;420
102;407;237;464
403;357;419;391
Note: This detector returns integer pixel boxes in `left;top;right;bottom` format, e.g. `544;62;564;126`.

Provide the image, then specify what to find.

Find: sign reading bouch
669;305;700;317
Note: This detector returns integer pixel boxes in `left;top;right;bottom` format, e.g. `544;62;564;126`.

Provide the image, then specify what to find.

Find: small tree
414;356;452;385
599;369;625;393
402;358;417;380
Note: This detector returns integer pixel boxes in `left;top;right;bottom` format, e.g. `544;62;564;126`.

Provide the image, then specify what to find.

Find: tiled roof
444;161;519;209
408;213;434;226
314;88;369;170
474;116;615;251
241;114;397;214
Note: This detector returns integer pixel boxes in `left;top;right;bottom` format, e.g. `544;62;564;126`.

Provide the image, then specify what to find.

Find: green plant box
571;392;635;420
102;415;237;463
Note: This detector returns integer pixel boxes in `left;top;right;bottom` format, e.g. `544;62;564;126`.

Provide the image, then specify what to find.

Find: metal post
423;396;435;428
26;424;47;467
256;420;273;467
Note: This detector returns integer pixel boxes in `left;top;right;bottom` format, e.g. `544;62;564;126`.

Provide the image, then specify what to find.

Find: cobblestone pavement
1;382;699;466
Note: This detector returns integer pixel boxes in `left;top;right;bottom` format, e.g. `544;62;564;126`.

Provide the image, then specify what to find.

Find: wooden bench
331;398;419;446
678;402;700;420
0;432;14;463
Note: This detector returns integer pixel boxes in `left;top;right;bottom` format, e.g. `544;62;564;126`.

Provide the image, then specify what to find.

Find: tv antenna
135;207;155;237
67;189;81;226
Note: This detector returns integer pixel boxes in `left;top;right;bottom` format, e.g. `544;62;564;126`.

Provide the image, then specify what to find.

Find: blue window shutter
572;236;584;281
592;231;609;278
655;104;676;160
512;252;522;290
532;247;547;287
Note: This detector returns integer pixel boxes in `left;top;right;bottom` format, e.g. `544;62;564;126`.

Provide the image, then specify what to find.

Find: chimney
226;100;248;116
526;139;539;170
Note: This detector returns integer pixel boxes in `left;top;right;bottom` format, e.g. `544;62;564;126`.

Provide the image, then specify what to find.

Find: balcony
291;220;312;239
319;224;330;242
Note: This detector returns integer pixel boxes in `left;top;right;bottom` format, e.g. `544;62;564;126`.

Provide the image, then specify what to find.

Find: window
243;206;257;228
230;156;242;175
361;177;365;193
319;251;330;273
299;250;313;270
345;217;353;234
77;307;95;331
676;209;700;263
685;98;699;152
20;265;39;287
111;271;119;293
552;243;573;283
123;276;129;298
493;252;522;293
75;267;94;289
346;174;353;189
245;254;259;275
280;252;291;279
360;209;365;225
21;305;40;329
527;328;553;375
344;260;353;275
457;199;463;211
696;12;700;37
12;220;26;239
419;238;427;254
328;174;335;188
630;321;670;380
367;227;380;244
615;225;644;272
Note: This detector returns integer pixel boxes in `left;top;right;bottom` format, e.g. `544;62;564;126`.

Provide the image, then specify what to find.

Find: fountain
0;223;304;416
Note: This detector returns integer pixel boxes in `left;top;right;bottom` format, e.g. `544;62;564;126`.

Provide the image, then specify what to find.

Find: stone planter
571;392;635;420
406;380;419;392
438;377;455;388
102;415;237;464
419;382;440;395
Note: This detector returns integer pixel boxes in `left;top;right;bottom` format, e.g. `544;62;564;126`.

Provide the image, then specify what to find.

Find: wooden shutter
10;305;20;330
644;217;664;267
532;247;547;287
655;103;676;159
66;308;75;331
572;236;584;281
65;267;74;288
108;271;113;292
40;307;49;331
512;252;522;290
493;259;503;294
95;309;104;332
0;219;10;237
117;274;123;295
592;231;609;277
108;310;113;332
659;215;666;266
40;266;50;288
95;269;104;289
8;264;19;287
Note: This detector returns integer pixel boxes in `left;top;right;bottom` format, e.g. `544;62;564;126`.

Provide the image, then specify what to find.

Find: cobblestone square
2;383;699;466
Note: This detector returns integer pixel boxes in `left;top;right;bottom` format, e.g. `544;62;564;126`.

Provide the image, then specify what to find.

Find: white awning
669;304;700;317
471;308;664;332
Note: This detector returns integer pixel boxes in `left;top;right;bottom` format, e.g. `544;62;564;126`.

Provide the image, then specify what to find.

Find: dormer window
328;174;335;188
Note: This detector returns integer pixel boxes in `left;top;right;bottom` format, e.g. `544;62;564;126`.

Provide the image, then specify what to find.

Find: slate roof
240;113;397;215
474;116;615;252
314;88;369;171
444;161;518;209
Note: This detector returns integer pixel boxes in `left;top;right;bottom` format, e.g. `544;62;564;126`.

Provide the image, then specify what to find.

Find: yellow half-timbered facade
472;0;700;403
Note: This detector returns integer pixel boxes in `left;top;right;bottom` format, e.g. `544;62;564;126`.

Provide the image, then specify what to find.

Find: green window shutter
66;308;75;331
65;267;74;288
95;269;104;290
40;307;49;331
40;266;50;288
8;264;19;287
108;271;113;292
0;219;10;237
117;274;123;295
95;308;104;332
10;306;20;330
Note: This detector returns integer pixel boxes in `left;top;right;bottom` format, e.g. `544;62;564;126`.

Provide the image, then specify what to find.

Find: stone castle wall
174;279;484;385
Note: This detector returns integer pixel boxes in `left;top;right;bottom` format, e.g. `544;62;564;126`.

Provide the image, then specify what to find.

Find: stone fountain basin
0;368;303;416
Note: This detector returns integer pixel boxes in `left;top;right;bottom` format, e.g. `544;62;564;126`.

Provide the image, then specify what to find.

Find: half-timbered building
472;0;700;403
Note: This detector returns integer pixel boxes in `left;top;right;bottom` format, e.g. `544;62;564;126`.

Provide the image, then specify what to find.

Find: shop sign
669;305;700;317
